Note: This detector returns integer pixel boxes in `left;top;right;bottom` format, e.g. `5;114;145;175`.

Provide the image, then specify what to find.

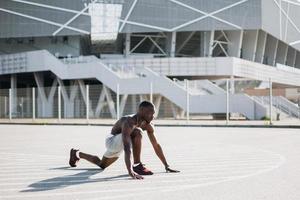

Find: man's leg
131;128;142;164
131;128;153;175
78;152;118;169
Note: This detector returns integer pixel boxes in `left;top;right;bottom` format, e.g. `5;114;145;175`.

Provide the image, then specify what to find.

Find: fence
0;84;190;121
0;79;297;123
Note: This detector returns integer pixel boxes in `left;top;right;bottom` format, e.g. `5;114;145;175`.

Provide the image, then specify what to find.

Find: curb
0;122;300;129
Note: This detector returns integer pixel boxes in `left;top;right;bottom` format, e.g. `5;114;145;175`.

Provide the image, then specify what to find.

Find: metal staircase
0;50;268;119
253;96;300;119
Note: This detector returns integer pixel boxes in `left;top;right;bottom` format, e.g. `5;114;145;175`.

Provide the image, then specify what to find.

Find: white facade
1;0;300;120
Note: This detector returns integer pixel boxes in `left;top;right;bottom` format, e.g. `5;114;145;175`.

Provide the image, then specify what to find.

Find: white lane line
0;155;285;200
0;177;234;193
0;166;273;183
0;156;279;167
0;161;280;174
0;150;279;159
1;190;163;200
0;152;65;159
0;185;190;199
0;165;278;187
0;164;279;181
0;157;280;168
0;153;277;159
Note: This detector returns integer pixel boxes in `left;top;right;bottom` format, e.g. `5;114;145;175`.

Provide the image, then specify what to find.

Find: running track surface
0;125;299;200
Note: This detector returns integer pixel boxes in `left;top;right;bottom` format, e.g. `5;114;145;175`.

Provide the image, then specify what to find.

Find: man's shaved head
138;101;154;109
138;101;155;123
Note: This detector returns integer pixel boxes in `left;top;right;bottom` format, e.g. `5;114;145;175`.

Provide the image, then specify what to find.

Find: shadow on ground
21;167;129;192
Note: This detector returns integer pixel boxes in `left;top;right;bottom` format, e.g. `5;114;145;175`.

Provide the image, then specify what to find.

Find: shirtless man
69;101;179;179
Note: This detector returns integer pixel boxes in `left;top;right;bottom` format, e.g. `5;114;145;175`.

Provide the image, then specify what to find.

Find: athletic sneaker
69;148;80;167
133;163;153;175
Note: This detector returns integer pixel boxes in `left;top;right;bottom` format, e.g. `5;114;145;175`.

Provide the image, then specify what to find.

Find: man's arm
122;119;144;179
146;123;180;173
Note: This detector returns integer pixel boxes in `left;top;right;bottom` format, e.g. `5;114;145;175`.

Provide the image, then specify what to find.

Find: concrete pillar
125;33;131;57
26;85;31;117
131;95;137;113
226;79;230;125
64;81;78;118
230;76;235;94
167;32;176;57
200;31;209;57
209;30;215;57
34;73;56;118
10;74;17;116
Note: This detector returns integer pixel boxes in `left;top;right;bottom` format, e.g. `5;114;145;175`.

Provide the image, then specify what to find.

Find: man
69;101;179;179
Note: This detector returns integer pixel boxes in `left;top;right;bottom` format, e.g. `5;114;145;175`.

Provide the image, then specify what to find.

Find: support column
131;95;137;114
200;31;206;57
185;79;190;122
34;73;57;118
153;95;162;118
9;89;12;120
86;85;89;121
58;86;61;121
167;32;176;57
32;87;35;120
125;33;131;57
200;31;213;57
10;74;17;117
119;94;128;117
209;30;215;57
116;84;120;120
230;76;235;94
269;78;273;125
78;80;94;117
57;79;78;118
226;79;229;125
26;85;31;118
150;82;153;103
103;86;117;118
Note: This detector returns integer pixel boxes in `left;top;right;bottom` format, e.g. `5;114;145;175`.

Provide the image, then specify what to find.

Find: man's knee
92;156;101;165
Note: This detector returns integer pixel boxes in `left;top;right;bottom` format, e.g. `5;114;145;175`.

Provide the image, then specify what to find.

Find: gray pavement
0;125;299;200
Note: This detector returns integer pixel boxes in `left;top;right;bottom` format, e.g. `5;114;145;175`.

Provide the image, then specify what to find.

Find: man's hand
165;166;180;173
129;171;144;179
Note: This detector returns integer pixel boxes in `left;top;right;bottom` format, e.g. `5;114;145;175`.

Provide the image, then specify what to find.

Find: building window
51;37;58;44
89;1;123;42
63;36;69;44
28;37;34;44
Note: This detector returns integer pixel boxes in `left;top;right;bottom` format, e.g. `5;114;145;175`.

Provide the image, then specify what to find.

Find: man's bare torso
110;114;149;136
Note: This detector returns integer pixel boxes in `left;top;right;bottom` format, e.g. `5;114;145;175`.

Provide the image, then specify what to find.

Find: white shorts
103;133;124;158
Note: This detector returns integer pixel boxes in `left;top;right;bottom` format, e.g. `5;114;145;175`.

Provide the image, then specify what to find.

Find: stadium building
0;0;300;120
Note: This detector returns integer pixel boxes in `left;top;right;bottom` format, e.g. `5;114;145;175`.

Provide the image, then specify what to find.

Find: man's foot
133;163;153;175
69;148;80;167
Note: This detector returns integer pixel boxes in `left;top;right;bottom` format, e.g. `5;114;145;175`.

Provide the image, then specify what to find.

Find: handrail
253;96;299;118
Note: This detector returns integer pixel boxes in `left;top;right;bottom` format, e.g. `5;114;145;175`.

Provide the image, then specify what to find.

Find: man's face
142;106;155;123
